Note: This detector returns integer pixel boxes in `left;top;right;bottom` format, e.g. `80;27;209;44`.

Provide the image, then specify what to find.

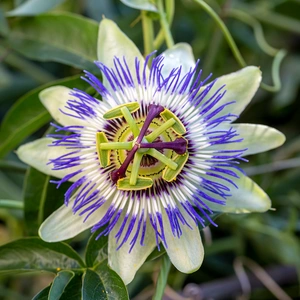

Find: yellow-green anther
146;148;178;170
121;107;140;138
117;177;153;191
96;132;111;167
146;118;176;142
130;152;144;185
160;109;186;135
100;142;133;150
163;153;189;182
103;102;140;119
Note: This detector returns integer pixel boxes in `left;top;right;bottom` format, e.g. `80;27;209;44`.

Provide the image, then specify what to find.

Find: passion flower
17;19;285;284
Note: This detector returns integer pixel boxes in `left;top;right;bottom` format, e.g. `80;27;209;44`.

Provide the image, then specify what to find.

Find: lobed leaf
59;273;82;300
8;12;99;72
93;260;129;299
33;286;51;300
49;271;75;300
82;269;106;300
0;237;85;274
23;167;69;236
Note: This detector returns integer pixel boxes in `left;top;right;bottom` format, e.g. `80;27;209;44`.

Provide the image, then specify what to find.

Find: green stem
227;9;278;56
235;2;300;35
153;255;171;300
193;0;246;68
260;49;287;92
154;0;175;49
0;200;24;210
141;10;155;56
157;0;174;48
225;9;287;92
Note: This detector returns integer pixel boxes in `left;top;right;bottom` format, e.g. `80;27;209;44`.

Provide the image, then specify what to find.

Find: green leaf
0;74;88;158
0;64;11;87
0;159;27;173
153;255;171;300
49;271;75;300
59;273;83;300
23;168;49;235
94;260;129;299
0;8;9;36
244;220;300;266
85;231;108;267
120;0;158;12
23;167;69;236
0;237;85;274
82;269;106;300
8;12;98;72
33;286;51;300
0;199;23;210
6;0;66;16
0;171;22;200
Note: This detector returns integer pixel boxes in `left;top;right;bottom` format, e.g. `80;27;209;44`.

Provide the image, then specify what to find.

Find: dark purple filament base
140;138;187;155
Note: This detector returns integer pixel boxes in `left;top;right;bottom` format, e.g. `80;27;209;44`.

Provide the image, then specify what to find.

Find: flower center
96;102;189;190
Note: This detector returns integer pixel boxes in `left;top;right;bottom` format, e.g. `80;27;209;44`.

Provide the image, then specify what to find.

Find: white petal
39;200;111;242
97;18;145;89
203;173;271;213
108;217;156;285
163;210;204;273
209;124;286;156
40;86;87;127
16;138;77;181
200;66;262;121
161;43;195;79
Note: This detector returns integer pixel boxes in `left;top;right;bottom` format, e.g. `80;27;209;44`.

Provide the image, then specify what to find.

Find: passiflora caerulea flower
17;19;285;284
